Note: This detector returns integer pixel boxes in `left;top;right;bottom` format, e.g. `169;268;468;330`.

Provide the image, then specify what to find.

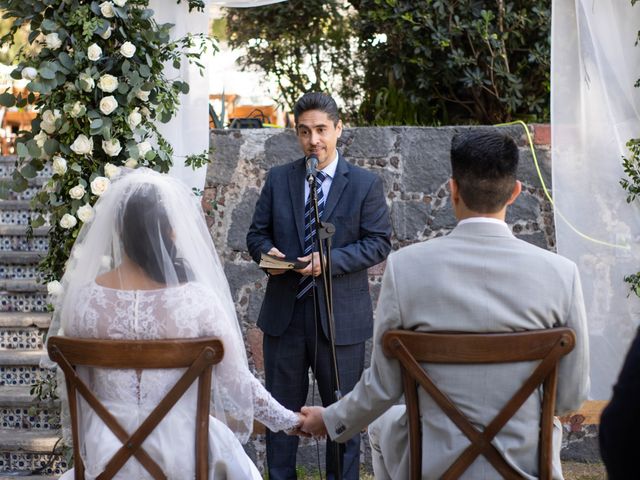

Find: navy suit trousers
264;291;365;480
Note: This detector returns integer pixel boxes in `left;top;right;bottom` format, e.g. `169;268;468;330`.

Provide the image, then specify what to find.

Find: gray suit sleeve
322;255;404;441
555;264;590;414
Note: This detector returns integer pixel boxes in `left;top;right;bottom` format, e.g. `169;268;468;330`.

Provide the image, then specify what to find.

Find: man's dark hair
450;129;519;213
293;92;340;126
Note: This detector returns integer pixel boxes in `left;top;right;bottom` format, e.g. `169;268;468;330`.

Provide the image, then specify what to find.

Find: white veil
551;0;640;399
46;168;255;442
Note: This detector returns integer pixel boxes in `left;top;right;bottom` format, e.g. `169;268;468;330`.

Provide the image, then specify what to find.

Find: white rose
113;0;126;6
64;82;75;91
136;141;152;159
68;184;86;199
97;74;118;93
99;26;112;40
77;204;95;223
45;32;62;50
79;72;95;92
91;176;110;196
52;155;67;175
99;1;115;18
99;95;118;115
127;108;142;129
102;138;122;157
135;89;150;102
140;106;151;118
59;213;77;229
87;43;102;62
34;131;48;148
21;67;37;80
47;280;64;297
70;134;93;155
69;101;85;118
104;162;120;178
124;157;138;168
40;109;60;134
120;41;136;58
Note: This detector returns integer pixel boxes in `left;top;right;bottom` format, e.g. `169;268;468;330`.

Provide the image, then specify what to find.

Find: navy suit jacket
247;154;392;345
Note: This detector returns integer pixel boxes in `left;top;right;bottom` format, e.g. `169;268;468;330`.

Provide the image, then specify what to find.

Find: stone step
0;430;61;452
0;352;46;367
0;253;43;265
0;280;46;294
0;386;58;408
0;313;51;329
0;226;49;254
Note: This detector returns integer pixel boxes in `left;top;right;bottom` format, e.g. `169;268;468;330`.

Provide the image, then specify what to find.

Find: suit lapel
288;158;306;251
323;154;349;221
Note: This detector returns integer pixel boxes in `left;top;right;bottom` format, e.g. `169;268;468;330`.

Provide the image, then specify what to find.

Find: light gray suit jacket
322;221;590;479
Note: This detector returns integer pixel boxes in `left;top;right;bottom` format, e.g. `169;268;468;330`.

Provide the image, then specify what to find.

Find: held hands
286;407;328;438
300;406;328;437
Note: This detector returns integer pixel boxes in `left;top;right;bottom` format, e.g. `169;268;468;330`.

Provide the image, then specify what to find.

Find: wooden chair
47;336;224;480
382;328;576;480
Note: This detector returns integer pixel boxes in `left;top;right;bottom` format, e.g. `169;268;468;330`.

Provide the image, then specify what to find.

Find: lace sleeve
249;376;300;432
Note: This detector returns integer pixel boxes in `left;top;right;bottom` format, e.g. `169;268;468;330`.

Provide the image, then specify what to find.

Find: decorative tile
0;163;52;177
6;186;41;201
0;406;59;430
0;366;46;386
0;452;10;471
0;328;45;350
0;235;49;252
9;452;67;475
0;265;41;280
0;293;48;313
0;210;38;226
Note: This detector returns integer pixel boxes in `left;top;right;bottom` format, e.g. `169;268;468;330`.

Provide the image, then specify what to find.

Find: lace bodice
66;282;299;434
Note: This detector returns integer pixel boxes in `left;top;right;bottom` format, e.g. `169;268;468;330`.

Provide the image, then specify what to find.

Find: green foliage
0;0;216;283
351;0;551;125
225;1;360;113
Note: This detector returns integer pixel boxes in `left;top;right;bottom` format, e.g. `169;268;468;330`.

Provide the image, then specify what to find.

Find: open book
259;252;310;270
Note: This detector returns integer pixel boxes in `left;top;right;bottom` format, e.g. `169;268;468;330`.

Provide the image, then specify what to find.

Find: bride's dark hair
118;184;189;283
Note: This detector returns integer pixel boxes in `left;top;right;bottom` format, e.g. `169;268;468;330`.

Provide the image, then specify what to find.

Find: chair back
47;336;224;480
382;328;575;480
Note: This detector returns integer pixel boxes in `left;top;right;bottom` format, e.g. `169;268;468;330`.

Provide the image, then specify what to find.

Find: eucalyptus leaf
31;215;46;228
44;138;59;156
0;92;16;107
21;163;38;179
11;171;28;192
27;140;42;159
16;142;29;158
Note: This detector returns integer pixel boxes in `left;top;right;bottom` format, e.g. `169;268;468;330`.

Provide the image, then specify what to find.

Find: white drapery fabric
551;0;640;399
151;0;286;191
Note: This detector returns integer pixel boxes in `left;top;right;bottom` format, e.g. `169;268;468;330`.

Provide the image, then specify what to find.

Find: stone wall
203;125;555;471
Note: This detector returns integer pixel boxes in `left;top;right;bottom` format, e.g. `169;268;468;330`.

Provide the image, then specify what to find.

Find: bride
49;168;302;479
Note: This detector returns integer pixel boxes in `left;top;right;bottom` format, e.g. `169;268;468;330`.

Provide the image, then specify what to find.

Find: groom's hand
300;406;328;437
266;247;288;276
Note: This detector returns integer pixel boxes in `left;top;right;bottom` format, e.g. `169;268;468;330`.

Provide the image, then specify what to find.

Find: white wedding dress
58;281;299;480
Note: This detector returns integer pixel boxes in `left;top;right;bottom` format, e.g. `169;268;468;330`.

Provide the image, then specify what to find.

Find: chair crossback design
382;328;576;480
47;336;224;480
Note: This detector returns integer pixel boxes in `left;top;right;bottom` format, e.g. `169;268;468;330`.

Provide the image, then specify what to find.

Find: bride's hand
286;412;311;437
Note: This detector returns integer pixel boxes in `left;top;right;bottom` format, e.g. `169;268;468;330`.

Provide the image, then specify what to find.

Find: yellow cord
495;120;630;250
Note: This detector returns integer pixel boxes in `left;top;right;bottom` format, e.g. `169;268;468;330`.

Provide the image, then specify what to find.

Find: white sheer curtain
150;0;285;191
552;0;640;399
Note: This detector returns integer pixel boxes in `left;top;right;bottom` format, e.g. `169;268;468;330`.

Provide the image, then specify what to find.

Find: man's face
296;109;343;169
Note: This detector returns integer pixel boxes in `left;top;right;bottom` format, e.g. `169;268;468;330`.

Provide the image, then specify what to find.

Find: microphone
305;154;318;183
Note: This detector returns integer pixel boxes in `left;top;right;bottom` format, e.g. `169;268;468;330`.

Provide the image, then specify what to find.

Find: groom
301;129;590;478
247;92;391;479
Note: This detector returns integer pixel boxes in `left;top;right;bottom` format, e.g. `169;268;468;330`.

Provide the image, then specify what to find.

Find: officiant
246;92;392;480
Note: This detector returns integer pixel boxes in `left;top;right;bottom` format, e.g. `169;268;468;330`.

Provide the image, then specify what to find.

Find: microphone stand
307;172;343;480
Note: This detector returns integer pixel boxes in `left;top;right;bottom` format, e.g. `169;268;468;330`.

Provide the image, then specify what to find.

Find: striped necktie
297;171;327;299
